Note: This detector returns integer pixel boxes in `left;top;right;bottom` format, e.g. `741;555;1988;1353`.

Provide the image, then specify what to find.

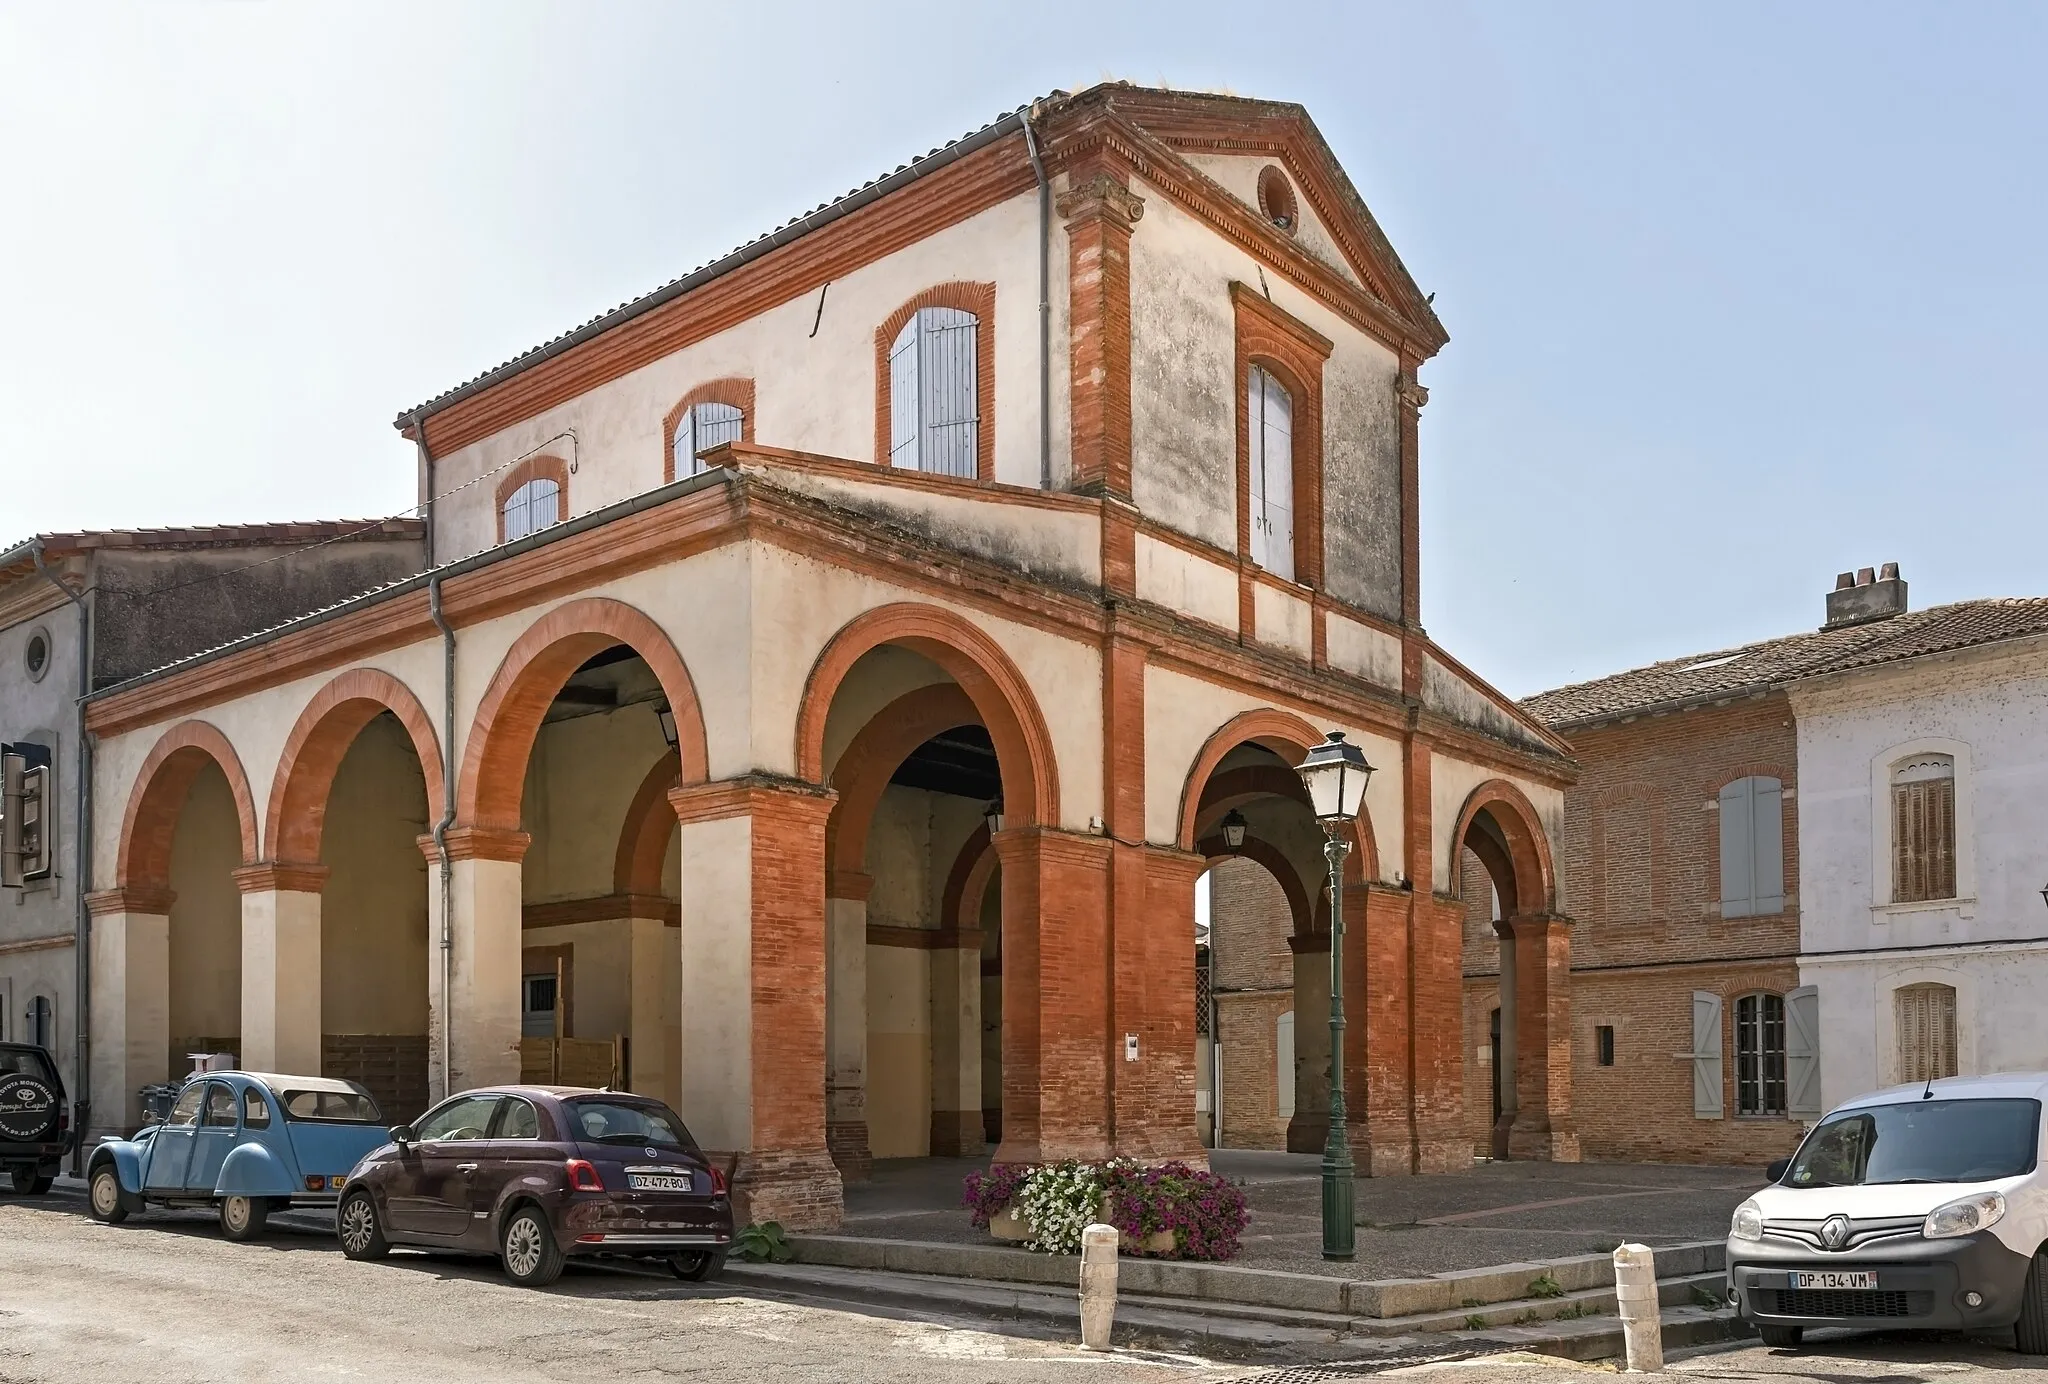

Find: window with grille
25;994;52;1050
1895;982;1958;1083
1890;755;1956;902
1735;992;1786;1116
502;477;561;542
1194;945;1212;1037
1596;1025;1615;1067
888;306;979;477
674;400;745;477
1246;365;1295;581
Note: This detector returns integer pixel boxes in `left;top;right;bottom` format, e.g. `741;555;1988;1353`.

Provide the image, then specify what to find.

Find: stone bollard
1613;1242;1663;1373
1079;1223;1119;1351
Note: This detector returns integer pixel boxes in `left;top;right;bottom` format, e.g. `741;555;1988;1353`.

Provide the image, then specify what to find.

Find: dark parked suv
0;1043;71;1194
336;1085;732;1287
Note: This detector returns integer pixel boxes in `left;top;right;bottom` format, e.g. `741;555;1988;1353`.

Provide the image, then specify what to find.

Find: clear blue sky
3;3;2041;696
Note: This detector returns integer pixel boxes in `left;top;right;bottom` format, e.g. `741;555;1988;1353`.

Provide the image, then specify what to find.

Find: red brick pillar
1410;893;1472;1172
1057;170;1144;500
1351;883;1415;1175
670;780;844;1229
1507;913;1580;1162
992;828;1112;1165
1285;931;1331;1153
1132;847;1206;1163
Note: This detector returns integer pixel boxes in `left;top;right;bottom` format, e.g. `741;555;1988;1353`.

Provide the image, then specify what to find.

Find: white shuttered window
674;401;744;477
1247;366;1295;580
1690;991;1724;1118
889;306;979;477
1895;982;1958;1083
502;478;561;542
1719;776;1785;918
1891;756;1957;903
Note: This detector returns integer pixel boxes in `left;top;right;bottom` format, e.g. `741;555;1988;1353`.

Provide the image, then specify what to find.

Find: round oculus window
1257;165;1298;233
24;628;50;682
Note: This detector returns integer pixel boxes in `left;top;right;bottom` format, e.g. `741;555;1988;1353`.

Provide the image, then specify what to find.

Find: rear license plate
1792;1271;1877;1290
627;1172;692;1192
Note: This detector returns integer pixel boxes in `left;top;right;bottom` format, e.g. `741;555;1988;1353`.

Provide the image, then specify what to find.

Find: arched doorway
795;604;1056;1173
265;669;444;1120
1452;780;1576;1162
1194;849;1309;1150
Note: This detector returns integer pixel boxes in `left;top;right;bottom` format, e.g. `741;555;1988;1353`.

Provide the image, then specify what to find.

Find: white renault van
1727;1072;2048;1352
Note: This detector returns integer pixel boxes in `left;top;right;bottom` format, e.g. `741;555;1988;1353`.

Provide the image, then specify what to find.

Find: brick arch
1451;779;1556;918
1176;711;1377;878
1198;833;1313;939
614;749;682;897
825;684;981;877
494;454;570;544
795;603;1056;830
941;823;997;934
265;668;444;865
460;598;709;832
663;377;756;483
115;720;260;894
874;281;996;480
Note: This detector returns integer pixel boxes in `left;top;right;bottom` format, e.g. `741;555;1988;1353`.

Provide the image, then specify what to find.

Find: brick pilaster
1507;912;1580;1162
1059;171;1143;500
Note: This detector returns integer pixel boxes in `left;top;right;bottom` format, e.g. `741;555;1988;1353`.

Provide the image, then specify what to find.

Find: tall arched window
1895;982;1958;1082
673;402;744;478
1891;754;1956;902
1247;365;1295;581
501;477;561;542
888;306;980;477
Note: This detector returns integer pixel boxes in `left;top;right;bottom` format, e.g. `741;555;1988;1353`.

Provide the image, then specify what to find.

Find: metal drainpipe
32;543;92;1170
1023;108;1052;492
415;410;456;1100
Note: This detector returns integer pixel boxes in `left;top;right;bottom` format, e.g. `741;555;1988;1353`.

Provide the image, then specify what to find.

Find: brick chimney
1824;562;1908;629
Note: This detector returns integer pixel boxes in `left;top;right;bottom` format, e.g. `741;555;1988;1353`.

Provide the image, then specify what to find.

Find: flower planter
988;1199;1175;1254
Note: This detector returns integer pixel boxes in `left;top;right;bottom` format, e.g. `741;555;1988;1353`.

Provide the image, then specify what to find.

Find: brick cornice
415;826;532;864
668;776;837;828
866;923;984;950
85;886;174;917
826;870;874;903
232;862;331;895
1056;172;1146;231
990;825;1113;869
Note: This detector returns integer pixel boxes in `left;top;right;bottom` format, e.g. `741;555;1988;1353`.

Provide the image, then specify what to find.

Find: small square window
1596;1025;1615;1067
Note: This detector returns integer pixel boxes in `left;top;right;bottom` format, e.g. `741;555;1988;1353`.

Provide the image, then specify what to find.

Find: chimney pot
1825;563;1910;629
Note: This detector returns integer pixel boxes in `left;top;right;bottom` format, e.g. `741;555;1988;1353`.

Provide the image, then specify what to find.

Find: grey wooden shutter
1785;985;1821;1117
1719;780;1755;918
1691;990;1725;1118
888;319;919;468
918;306;979;478
1752;778;1784;914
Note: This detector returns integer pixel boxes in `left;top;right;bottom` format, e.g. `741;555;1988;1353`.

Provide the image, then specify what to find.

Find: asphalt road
1375;1336;2048;1384
0;1189;1250;1384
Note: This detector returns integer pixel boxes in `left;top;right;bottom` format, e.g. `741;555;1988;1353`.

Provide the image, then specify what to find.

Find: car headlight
1731;1200;1764;1241
1923;1192;2005;1240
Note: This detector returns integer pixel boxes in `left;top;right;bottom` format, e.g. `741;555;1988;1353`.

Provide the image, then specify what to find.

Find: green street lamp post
1296;730;1374;1261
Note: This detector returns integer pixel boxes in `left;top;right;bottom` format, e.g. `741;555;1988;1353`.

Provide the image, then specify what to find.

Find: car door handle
456;1163;479;1172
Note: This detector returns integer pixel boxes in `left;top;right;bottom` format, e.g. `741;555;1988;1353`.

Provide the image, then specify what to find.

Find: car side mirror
1765;1157;1790;1183
390;1125;416;1148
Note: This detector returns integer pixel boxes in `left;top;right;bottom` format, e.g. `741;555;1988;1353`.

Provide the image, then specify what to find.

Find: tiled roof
394;96;1060;425
0;519;424;584
1523;597;2048;728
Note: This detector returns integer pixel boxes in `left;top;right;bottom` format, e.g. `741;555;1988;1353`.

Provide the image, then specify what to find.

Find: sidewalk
838;1151;1759;1280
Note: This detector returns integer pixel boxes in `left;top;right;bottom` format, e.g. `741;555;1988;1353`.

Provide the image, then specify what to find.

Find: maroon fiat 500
335;1085;732;1287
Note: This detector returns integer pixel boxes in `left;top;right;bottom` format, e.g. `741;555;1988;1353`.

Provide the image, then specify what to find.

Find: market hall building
79;84;1578;1228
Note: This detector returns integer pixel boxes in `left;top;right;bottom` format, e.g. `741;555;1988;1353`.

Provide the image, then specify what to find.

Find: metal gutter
84;466;735;705
394;108;1038;430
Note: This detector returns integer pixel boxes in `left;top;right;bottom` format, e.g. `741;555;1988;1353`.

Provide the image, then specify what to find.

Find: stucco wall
1127;187;1402;622
428;190;1068;563
166;761;242;1058
321;713;430;1034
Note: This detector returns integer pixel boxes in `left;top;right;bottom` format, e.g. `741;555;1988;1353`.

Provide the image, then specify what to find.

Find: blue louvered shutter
1719;780;1754;918
1751;777;1784;915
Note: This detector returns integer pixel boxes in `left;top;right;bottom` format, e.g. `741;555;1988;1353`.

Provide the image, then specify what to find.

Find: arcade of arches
87;590;1577;1231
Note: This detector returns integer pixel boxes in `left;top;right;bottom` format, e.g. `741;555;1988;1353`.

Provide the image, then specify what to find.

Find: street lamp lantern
652;697;679;750
983;796;1005;836
1219;808;1249;851
1298;731;1372;824
1295;730;1376;1262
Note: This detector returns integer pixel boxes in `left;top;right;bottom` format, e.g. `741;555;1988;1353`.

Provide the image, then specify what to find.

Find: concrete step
1368;1270;1727;1337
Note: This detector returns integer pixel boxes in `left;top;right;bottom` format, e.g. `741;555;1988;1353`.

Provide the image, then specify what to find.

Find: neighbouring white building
1791;572;2048;1110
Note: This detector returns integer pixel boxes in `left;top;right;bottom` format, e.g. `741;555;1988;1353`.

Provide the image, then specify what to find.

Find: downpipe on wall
1023;107;1052;492
33;543;92;1171
416;411;457;1102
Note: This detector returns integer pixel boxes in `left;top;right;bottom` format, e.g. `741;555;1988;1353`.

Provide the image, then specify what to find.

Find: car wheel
9;1166;53;1195
1759;1324;1804;1350
500;1207;565;1288
218;1194;269;1242
88;1167;129;1224
336;1190;391;1261
2016;1252;2048;1355
669;1249;728;1282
